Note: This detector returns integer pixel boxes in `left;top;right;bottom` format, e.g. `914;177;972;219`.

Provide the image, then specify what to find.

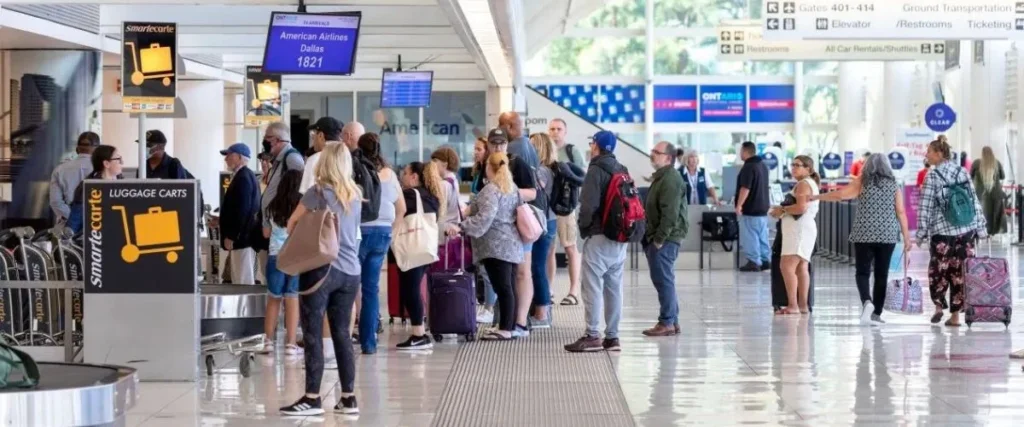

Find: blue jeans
644;242;680;325
358;226;391;352
531;219;557;306
265;256;299;298
739;215;771;266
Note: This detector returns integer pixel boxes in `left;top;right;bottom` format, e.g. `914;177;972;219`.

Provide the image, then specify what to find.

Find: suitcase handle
149;43;162;49
148;207;162;214
442;232;465;271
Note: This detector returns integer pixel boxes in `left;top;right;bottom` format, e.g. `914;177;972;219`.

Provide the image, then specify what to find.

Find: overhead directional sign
718;21;945;61
761;0;1024;40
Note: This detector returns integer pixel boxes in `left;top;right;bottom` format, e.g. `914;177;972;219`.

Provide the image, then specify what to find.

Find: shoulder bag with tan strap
277;186;339;281
391;188;439;271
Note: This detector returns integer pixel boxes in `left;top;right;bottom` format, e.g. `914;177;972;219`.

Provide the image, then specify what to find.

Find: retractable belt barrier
815;200;856;264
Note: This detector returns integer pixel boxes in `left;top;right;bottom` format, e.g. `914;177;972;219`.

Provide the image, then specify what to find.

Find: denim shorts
523;242;534;253
266;255;299;298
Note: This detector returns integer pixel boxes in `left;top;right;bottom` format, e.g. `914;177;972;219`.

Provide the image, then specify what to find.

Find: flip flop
944;318;961;327
481;330;514;341
560;295;579;306
775;308;799;316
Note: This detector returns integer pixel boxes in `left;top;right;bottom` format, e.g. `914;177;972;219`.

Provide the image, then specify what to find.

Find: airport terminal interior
1;0;1024;426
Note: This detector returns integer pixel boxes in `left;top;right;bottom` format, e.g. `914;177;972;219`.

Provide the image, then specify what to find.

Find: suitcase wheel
205;355;215;376
239;352;252;378
965;307;974;328
465;333;475;342
388;317;395;325
1005;307;1012;328
433;334;443;342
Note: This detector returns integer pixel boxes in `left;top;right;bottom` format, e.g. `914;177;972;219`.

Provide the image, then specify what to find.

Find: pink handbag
516;203;543;243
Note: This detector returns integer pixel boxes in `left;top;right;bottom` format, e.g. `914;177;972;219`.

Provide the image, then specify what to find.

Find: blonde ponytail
422;161;448;221
486;153;515;194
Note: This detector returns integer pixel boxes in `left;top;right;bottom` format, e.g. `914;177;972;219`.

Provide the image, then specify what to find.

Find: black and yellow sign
82;180;198;294
244;66;282;127
121;21;177;113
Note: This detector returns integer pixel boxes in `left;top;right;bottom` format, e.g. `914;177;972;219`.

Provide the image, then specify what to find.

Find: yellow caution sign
113;206;184;264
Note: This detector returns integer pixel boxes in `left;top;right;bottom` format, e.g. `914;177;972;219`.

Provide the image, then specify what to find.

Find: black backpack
352;151;381;222
551;162;584;216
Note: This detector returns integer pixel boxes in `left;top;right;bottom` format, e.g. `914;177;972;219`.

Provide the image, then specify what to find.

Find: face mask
147;145;160;159
262;139;272;154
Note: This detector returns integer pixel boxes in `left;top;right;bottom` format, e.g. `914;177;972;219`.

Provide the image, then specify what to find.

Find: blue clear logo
822;153;842;170
889;152;906;170
924;103;956;132
763;152;779;170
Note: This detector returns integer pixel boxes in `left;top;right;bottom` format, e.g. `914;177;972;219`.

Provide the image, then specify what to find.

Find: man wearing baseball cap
141;129;193;180
50;131;101;221
565;130;629;353
219;143;261;285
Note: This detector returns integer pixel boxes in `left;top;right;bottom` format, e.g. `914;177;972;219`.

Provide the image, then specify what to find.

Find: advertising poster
82;180;198;294
244;66;283;127
904;185;921;231
699;85;746;123
749;85;795;123
121;22;177;113
894;128;933;174
652;85;697;123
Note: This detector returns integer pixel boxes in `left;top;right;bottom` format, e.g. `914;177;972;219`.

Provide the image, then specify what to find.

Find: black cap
487;128;509;145
76;131;101;147
308;117;342;136
142;129;167;146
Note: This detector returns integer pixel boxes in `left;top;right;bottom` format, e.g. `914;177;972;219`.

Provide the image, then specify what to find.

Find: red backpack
598;164;646;242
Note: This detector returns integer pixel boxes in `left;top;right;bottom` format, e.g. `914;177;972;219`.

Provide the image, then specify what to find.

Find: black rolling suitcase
770;220;815;312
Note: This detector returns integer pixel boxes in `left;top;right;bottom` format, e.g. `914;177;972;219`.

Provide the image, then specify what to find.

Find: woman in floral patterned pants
928;232;976;325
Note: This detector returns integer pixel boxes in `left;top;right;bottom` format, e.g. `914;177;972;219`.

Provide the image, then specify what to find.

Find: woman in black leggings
394;161;446;350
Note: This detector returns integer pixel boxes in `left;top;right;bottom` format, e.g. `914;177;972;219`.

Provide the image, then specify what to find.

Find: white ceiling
97;1;494;88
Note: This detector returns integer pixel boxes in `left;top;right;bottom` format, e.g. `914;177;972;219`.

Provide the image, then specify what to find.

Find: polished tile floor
128;243;1024;426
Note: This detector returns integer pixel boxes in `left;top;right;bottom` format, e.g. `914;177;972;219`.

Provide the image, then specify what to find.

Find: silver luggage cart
201;332;264;377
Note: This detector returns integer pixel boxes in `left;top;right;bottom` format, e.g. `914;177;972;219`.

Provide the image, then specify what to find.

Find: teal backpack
0;343;40;389
936;169;976;227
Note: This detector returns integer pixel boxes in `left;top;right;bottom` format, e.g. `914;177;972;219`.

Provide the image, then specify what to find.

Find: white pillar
882;62;915;152
101;68;174;171
643;0;654;151
174;79;225;210
793;62;805;152
837;63;868;153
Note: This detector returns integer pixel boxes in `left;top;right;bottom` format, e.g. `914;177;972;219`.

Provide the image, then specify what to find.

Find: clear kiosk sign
761;0;1024;40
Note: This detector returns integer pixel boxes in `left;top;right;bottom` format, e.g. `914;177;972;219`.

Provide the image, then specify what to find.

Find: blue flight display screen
652;85;697;123
262;12;361;75
699;85;746;123
749;85;795;123
381;71;434;108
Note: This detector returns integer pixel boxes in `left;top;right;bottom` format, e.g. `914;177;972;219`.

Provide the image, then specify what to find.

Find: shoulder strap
565;144;576;164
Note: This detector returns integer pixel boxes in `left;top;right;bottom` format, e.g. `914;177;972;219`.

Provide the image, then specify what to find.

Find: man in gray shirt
50;132;100;222
499;111;538;168
261;122;305;228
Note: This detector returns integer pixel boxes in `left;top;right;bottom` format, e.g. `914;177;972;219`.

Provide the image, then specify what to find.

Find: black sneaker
760;262;771;271
280;396;324;416
335;395;359;414
739;261;761;272
565;335;603;352
602;338;621;352
396;335;433;351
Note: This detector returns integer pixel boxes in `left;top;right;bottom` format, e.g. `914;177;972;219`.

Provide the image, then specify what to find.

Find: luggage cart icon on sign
125;42;174;87
112;206;184;264
249;79;280;109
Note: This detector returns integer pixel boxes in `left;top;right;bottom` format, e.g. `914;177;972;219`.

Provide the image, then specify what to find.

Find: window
804;61;839;76
654;37;746;75
356;92;486;168
654;0;748;28
803;84;839;124
575;0;646;29
528;37;646;76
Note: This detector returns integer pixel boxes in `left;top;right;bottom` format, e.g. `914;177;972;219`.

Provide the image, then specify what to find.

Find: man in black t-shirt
734;141;772;272
485;128;537;336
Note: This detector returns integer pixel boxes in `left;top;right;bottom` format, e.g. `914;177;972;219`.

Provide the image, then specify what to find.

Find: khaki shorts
556;213;579;248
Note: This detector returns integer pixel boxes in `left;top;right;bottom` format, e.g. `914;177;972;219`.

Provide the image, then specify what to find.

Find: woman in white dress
770;155;820;315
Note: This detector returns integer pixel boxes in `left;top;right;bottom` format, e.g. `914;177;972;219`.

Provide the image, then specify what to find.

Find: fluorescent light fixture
456;0;513;87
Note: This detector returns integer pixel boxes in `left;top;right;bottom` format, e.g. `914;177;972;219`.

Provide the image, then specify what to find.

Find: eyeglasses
110;157;123;164
790;163;806;168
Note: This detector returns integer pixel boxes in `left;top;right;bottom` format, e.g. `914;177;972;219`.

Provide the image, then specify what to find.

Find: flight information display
760;0;1024;40
381;71;434;108
262;12;361;75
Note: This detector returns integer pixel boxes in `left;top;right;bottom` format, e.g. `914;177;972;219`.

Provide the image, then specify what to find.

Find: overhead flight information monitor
380;71;433;108
262;11;361;75
760;0;1024;40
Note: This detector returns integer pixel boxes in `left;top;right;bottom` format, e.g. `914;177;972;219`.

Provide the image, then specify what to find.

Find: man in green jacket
642;141;688;337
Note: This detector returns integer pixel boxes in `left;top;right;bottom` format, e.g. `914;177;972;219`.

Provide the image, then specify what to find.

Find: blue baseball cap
220;142;252;158
592;130;617;152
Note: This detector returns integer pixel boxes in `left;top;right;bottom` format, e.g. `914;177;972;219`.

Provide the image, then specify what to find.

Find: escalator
524;86;655;180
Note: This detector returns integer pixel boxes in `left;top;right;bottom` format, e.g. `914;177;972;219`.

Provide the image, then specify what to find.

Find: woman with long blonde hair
528;133;558;327
281;142;364;416
455;152;524;340
392;160;445;350
971;146;1007;235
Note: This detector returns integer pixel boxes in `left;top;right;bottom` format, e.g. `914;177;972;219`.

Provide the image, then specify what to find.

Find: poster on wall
699;85;746;123
894;128;933;174
244;66;283;127
121;22;177;113
652;85;697;123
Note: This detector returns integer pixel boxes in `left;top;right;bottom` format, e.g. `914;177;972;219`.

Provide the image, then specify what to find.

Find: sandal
944;318;961;327
481;330;514;341
560;294;579;306
776;308;799;316
931;311;944;324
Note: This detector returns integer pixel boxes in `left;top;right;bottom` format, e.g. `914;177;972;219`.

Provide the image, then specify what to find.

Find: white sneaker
860;301;874;325
258;339;275;354
285;343;304;355
324;357;338;369
476;308;494;324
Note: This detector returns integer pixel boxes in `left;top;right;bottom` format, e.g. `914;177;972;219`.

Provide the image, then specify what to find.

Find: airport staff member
50;131;101;222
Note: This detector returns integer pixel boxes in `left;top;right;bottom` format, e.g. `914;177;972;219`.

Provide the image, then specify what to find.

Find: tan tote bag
391;188;439;271
277;187;338;277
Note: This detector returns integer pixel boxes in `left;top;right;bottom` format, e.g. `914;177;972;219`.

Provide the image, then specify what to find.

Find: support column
793;62;805;152
882;62;914;152
174;79;225;210
643;0;654;150
101;68;174;172
837;63;867;153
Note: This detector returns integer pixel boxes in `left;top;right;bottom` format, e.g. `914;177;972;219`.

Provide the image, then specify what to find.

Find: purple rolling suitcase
964;255;1012;328
427;236;477;342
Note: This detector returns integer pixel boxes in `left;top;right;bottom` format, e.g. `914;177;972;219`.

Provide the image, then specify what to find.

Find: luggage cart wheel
205;355;214;376
433;334;443;343
162;77;171;86
166;251;178;263
239;353;252;378
131;71;144;86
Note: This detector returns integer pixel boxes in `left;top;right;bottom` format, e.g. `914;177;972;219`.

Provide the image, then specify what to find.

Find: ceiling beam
99;4;451;27
171;33;465;49
99;24;457;36
177;46;469;56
